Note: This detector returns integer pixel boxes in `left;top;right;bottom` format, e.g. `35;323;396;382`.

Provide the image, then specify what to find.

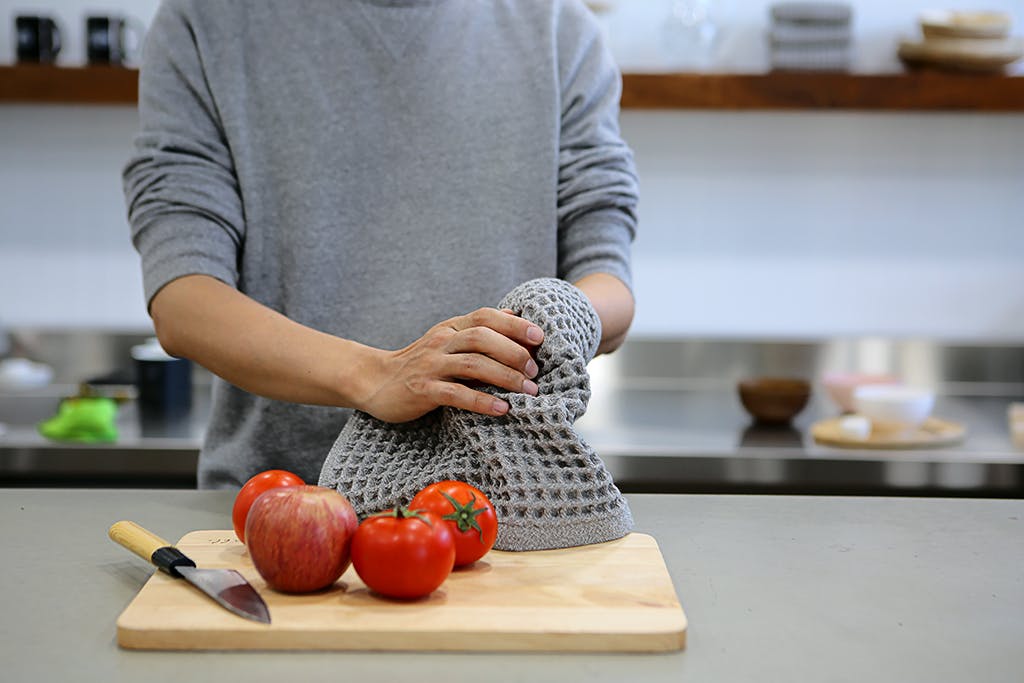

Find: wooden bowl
898;37;1024;72
738;377;811;424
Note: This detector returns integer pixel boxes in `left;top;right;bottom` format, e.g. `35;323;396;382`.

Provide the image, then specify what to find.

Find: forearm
150;274;544;422
573;272;634;355
150;275;377;408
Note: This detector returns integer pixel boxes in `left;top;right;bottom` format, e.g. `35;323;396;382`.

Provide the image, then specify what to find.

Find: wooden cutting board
811;416;966;449
115;531;687;652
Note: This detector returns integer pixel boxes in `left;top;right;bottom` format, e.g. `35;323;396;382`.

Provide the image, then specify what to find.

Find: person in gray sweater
123;0;639;489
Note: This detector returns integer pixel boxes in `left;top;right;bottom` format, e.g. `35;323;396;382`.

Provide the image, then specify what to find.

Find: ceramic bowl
822;372;899;413
920;10;1011;40
737;377;811;424
852;385;935;431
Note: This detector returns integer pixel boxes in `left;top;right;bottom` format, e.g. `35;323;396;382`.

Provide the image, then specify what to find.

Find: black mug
131;339;193;415
15;16;62;63
86;16;142;66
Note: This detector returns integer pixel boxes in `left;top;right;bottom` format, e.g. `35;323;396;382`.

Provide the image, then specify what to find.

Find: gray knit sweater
123;0;638;488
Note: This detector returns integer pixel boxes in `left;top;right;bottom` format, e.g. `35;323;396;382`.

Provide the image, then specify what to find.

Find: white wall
0;105;143;329
1;0;159;330
1;0;1023;341
623;111;1024;341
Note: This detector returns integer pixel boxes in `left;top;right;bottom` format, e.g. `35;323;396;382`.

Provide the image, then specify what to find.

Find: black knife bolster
151;546;197;577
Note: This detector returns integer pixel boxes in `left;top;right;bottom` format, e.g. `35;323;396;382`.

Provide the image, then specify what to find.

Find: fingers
366;308;547;423
441;350;539;397
445;323;539;380
446;307;542;382
428;307;547;415
452;308;544;349
429;381;511;417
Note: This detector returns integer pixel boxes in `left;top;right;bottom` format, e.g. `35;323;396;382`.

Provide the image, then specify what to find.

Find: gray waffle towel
318;278;634;551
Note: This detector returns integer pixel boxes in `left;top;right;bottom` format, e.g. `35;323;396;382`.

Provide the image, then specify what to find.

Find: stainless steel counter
582;384;1023;495
0;383;209;486
1;334;1022;494
581;338;1024;495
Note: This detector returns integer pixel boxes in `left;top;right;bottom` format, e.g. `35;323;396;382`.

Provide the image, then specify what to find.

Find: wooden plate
811;416;966;449
898;37;1024;72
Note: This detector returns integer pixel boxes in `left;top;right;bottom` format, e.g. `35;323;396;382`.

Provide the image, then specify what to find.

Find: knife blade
109;520;271;624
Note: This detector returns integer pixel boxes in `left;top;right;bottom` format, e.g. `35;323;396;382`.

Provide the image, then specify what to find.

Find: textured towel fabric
318;278;634;551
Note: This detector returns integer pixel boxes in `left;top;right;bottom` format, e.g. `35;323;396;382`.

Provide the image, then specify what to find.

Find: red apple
245;485;359;593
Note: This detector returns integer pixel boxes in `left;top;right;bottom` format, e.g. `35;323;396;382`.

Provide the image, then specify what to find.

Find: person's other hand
360;308;544;422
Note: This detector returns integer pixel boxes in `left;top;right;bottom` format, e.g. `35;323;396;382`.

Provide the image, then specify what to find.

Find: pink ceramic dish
822;372;899;413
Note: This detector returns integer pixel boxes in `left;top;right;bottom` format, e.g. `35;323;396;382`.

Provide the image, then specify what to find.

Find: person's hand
359;308;544;422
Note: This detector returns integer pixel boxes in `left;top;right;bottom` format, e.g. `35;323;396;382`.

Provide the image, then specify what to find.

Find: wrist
573;273;634;349
328;339;386;412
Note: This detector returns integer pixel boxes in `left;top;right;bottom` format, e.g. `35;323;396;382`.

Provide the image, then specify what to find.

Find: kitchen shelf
0;64;138;104
2;64;1024;110
620;70;1024;111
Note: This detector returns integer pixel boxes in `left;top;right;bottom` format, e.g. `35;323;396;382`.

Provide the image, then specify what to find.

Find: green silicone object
38;397;119;443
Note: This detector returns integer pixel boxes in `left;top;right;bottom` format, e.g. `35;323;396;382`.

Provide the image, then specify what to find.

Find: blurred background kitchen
1;0;1022;494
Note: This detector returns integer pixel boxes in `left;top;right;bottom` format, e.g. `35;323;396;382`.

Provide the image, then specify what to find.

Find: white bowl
0;358;54;390
853;385;935;431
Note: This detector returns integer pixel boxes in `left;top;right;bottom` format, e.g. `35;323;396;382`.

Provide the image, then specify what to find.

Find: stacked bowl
768;2;854;71
898;10;1023;72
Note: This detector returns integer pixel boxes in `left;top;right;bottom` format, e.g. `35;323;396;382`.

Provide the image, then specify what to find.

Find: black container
131;340;192;414
16;16;62;63
86;16;140;65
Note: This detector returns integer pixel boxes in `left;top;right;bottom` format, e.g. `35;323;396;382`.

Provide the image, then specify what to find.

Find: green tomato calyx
440;491;487;542
369;506;434;526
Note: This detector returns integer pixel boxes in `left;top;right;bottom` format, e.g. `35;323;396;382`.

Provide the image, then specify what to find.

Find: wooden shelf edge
621;71;1024;111
0;65;138;105
2;65;1023;111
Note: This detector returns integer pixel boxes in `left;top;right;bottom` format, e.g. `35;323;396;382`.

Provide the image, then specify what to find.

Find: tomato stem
368;506;434;526
440;491;487;543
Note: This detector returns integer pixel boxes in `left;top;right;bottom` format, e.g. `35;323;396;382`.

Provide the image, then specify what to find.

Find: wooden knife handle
108;520;196;577
108;520;172;562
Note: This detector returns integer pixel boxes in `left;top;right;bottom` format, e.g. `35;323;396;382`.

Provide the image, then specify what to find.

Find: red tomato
232;469;304;543
351;507;456;599
410;480;498;567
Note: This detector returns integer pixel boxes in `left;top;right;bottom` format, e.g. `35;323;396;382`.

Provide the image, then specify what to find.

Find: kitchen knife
109;520;271;624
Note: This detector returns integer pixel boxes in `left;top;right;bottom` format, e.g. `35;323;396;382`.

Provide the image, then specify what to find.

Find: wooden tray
115;531;687;652
811;416;966;449
898;37;1024;72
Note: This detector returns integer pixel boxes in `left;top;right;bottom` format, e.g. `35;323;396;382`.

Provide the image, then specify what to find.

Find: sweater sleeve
122;0;244;308
554;0;639;291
